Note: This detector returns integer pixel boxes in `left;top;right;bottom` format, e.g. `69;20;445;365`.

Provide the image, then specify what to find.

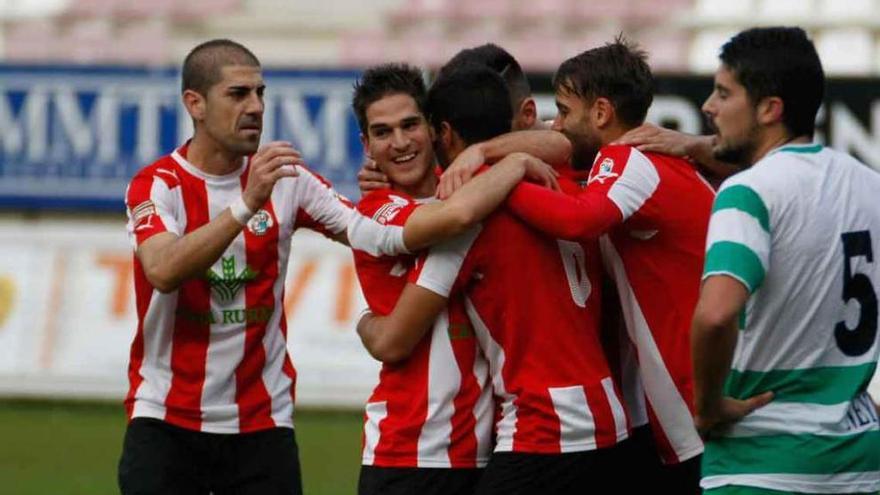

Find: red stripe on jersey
371;339;430;466
446;297;480;468
278;308;297;406
585;384;617;449
124;255;154;420
163;165;211;431
236;172;277;432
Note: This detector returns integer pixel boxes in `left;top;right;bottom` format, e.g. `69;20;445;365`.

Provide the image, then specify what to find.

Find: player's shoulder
357;189;415;223
130;154;181;190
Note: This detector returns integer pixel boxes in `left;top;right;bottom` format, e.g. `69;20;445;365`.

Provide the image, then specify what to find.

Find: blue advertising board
0;65;365;209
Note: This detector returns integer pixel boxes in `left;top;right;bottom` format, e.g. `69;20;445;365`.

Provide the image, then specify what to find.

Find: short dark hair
439;43;531;109
720;26;824;138
352;63;427;135
181;39;260;95
427;63;512;146
553;36;654;128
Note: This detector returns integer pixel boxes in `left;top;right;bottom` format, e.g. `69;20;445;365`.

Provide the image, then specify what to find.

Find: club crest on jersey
247;209;274;236
589;157;619;184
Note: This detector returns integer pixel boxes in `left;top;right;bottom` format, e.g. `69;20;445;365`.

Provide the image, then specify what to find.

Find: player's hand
695;392;774;437
357;159;389;196
437;144;486;199
518;153;560;192
613;123;699;157
243;141;302;211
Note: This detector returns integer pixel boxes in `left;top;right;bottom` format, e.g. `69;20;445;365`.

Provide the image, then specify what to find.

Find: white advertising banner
0;217;379;407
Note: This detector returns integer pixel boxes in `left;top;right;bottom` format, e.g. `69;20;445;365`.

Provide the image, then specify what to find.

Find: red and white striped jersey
507;145;714;463
414;184;630;455
123;143;353;434
351;189;493;468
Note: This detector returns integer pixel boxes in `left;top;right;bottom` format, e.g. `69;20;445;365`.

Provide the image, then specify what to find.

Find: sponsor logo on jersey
589;157;620;184
247;209;274;236
448;322;475;340
131;200;157;231
176;306;273;325
205;256;258;301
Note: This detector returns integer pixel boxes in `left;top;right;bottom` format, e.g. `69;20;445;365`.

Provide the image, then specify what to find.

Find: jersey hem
130;410;293;434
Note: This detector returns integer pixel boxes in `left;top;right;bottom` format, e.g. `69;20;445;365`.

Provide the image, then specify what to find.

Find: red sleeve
356;189;419;227
506;182;623;240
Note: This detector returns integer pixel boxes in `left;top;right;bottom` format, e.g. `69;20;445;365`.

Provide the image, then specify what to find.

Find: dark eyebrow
401;116;422;125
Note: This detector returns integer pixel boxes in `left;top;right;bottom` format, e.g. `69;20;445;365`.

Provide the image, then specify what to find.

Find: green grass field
0;399;364;495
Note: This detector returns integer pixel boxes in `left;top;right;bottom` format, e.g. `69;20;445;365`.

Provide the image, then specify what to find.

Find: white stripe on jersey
202;182;247;430
417;311;459;468
549;386;596;452
130;290;178;420
702;472;880;494
265;238;295;427
472;344;494;461
363;401;388;465
606;148;660;221
723;392;879;438
601;236;704;461
601;376;630;442
465;296;518;453
705;208;770;270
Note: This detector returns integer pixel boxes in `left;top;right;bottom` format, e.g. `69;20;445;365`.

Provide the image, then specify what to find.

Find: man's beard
712;128;759;168
570;135;600;171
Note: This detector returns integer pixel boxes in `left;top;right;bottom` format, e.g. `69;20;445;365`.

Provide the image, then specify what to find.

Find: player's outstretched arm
401;153;557;252
614;123;740;183
506;182;623;240
438;130;571;199
691;275;773;435
137;142;300;292
357;283;448;363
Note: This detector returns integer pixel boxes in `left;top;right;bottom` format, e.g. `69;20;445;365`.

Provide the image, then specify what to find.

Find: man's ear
360;133;371;159
592;97;615;129
517;97;538;130
439;121;453;149
756;96;784;127
182;89;206;121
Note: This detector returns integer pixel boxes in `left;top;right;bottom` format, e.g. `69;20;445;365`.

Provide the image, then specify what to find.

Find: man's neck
186;133;245;176
751;127;808;165
394;173;438;199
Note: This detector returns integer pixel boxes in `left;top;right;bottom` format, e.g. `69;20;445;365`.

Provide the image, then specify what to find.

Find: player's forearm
356;313;425;364
139;210;244;292
478;130;571;167
507;183;621;240
691;307;739;420
403;158;525;251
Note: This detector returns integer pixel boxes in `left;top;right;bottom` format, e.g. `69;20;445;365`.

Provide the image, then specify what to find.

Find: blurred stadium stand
2;0;879;74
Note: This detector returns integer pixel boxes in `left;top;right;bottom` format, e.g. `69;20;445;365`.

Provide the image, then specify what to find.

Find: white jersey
701;143;880;493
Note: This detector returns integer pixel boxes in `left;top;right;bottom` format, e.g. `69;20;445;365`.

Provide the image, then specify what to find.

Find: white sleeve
295;166;354;234
414;225;481;297
347;212;409;257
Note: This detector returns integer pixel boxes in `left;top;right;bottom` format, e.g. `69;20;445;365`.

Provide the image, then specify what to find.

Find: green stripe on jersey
776;144;823;155
724;362;877;405
713;185;770;232
705;241;765;293
703;430;880;477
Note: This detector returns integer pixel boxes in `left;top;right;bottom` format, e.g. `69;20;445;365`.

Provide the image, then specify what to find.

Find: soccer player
692;26;880;494
118;39;353;495
358;43;551;193
358;63;630;495
348;63;559;495
442;38;715;492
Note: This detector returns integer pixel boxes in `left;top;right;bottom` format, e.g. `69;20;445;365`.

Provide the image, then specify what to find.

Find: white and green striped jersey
701;143;880;494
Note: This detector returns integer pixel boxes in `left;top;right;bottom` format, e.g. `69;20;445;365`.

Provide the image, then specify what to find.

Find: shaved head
182;39;260;95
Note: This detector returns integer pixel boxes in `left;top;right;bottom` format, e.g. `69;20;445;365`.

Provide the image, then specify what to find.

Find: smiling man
691;27;880;495
118;39;354;495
